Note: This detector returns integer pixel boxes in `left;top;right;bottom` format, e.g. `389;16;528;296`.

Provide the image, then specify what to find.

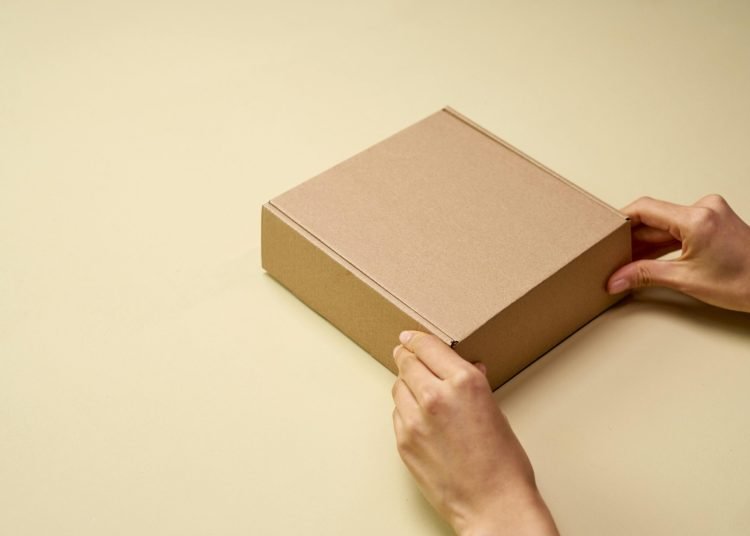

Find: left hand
391;330;559;536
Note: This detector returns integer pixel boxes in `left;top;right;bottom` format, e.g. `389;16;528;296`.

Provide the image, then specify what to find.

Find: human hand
607;195;750;313
391;330;559;536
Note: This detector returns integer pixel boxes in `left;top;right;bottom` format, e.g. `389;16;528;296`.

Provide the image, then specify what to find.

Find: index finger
622;197;692;241
398;330;469;379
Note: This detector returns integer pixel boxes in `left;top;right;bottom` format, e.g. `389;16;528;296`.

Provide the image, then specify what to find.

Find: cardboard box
261;107;631;389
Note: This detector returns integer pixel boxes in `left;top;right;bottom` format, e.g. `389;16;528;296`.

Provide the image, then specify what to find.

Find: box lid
270;107;626;342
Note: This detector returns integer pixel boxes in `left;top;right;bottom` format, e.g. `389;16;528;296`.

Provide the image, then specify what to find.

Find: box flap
270;108;626;341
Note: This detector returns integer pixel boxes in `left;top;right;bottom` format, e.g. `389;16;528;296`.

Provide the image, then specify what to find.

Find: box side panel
261;204;439;374
454;222;632;390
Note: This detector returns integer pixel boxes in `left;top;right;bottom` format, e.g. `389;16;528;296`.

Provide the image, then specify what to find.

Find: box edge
442;106;626;220
262;202;456;347
454;220;632;389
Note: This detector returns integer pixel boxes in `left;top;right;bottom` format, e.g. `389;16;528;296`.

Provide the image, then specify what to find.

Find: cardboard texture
261;107;631;389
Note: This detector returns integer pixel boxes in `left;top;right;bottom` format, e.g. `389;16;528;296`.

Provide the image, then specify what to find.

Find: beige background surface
2;1;750;534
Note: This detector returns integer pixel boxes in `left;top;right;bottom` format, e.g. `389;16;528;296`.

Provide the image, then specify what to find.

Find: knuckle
410;331;438;351
393;410;417;454
635;262;653;287
409;331;426;346
395;347;415;368
623;196;654;216
400;353;417;372
401;415;425;441
698;193;728;210
420;388;443;414
631;195;656;210
396;432;412;453
401;415;416;434
688;206;719;232
451;367;486;391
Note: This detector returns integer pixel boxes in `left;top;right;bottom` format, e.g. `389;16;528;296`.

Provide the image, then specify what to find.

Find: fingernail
392;345;400;359
609;279;629;294
399;331;413;344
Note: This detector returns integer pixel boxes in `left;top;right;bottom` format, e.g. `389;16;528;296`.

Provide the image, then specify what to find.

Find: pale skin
391;195;750;535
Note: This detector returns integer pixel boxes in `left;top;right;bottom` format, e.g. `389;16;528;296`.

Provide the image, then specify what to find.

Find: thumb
607;259;686;293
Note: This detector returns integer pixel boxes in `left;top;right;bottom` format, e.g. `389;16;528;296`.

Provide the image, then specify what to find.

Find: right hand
607;194;750;313
392;331;559;536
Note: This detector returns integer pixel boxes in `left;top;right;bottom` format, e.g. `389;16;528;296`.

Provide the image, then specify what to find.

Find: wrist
457;488;559;536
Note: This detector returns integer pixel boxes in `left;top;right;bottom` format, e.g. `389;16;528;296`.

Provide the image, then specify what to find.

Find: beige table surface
3;1;750;534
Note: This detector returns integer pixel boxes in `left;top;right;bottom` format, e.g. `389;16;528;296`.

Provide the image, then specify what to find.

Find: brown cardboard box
261;107;631;389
